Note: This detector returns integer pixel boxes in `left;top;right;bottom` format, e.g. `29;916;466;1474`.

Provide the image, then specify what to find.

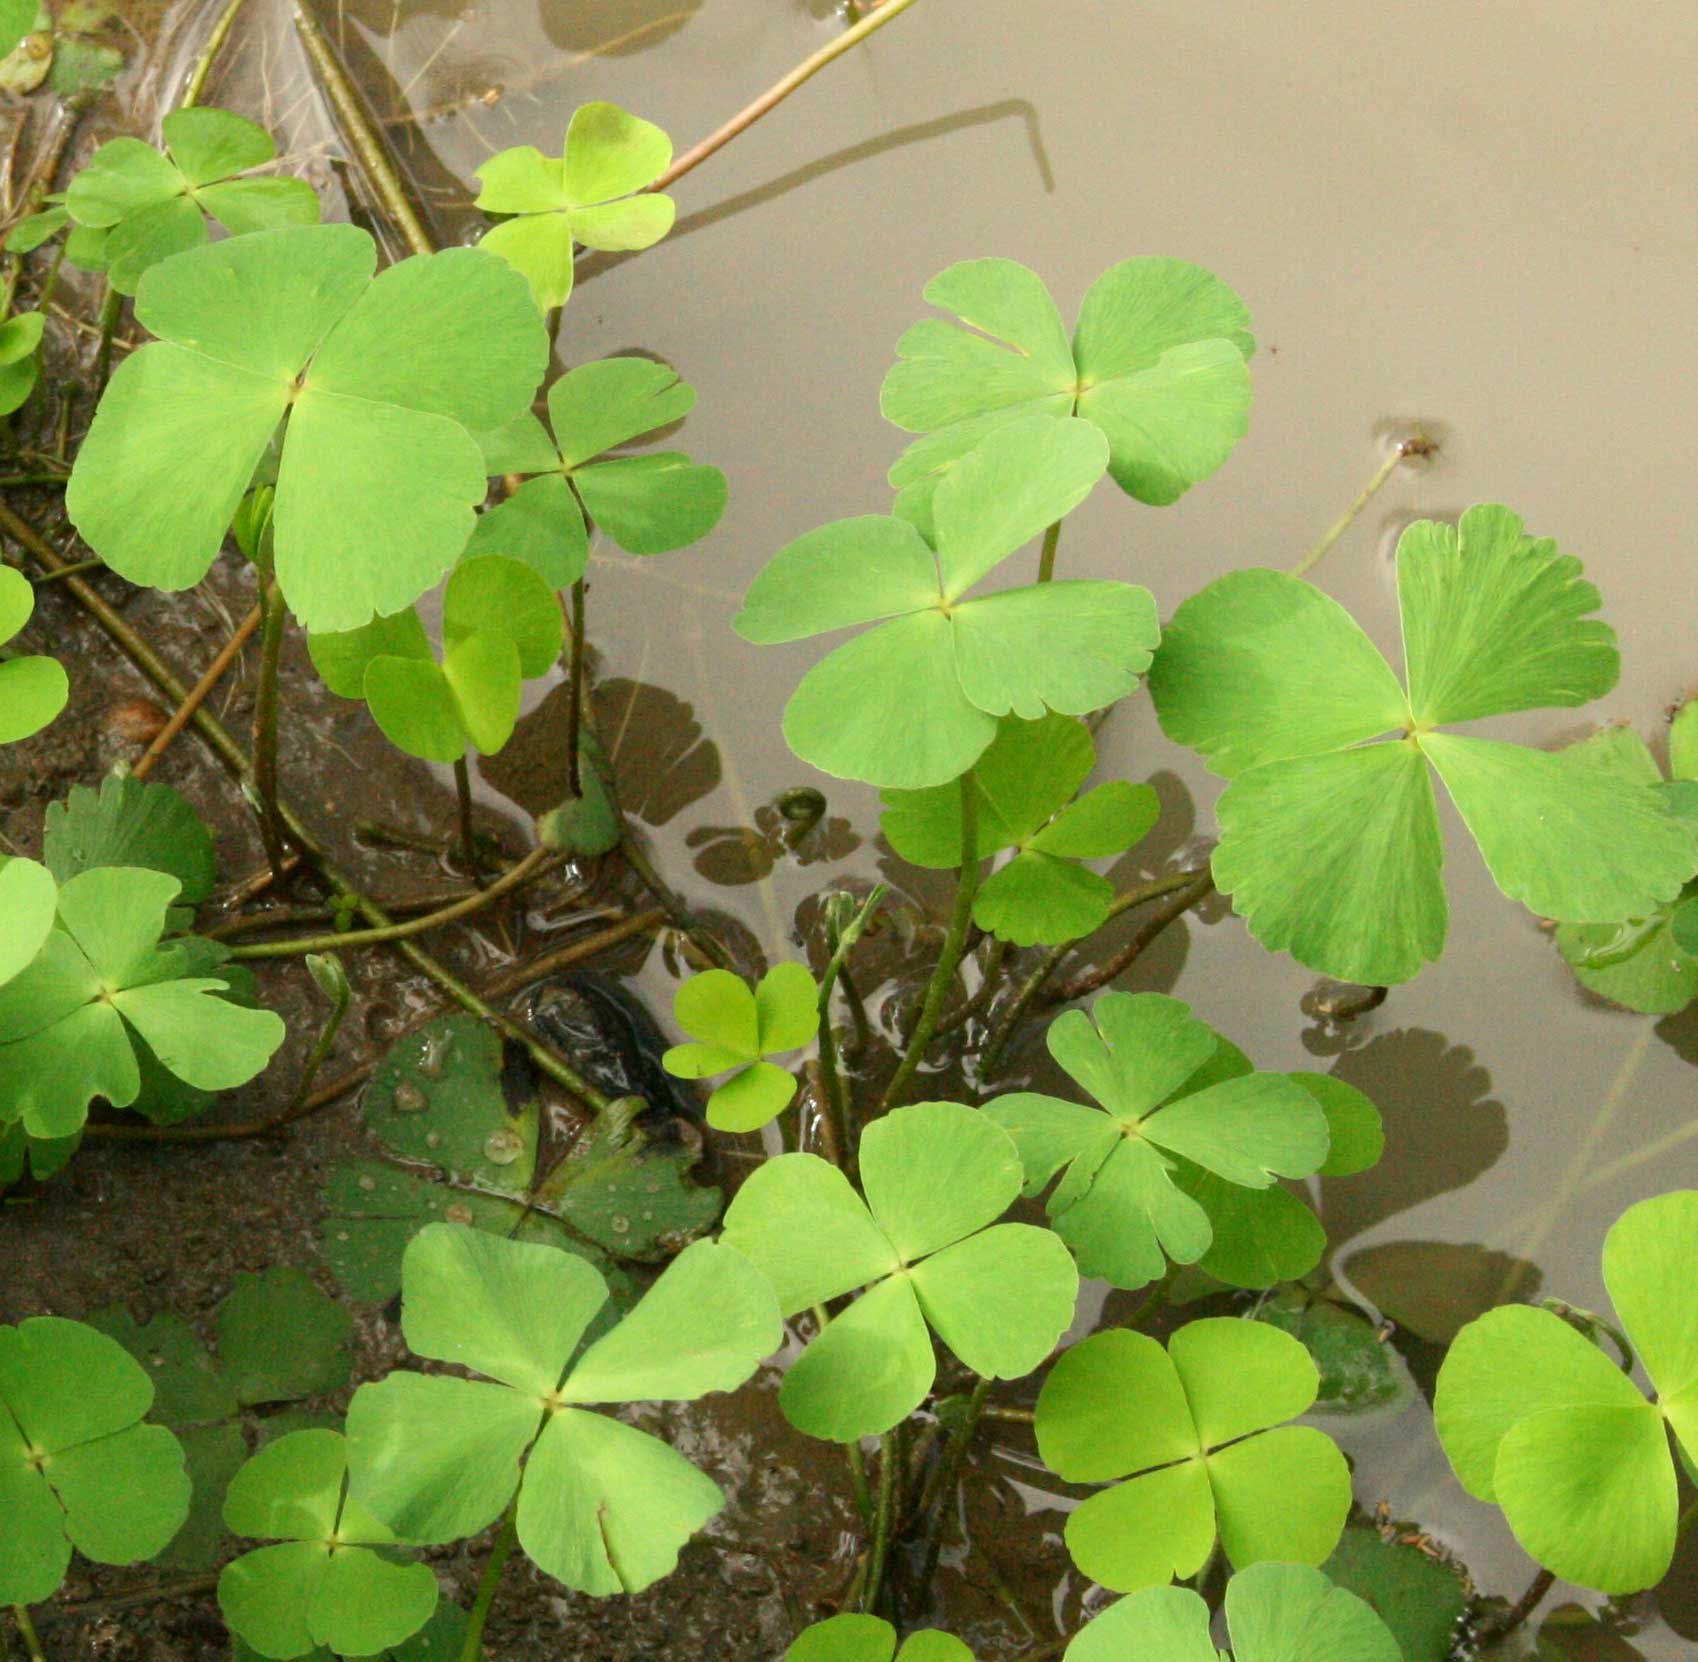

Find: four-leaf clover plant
1036;1319;1351;1591
345;1225;780;1595
881;712;1159;946
471;355;727;585
790;1615;972;1662
985;992;1331;1288
660;962;820;1132
219;1429;438;1661
474;103;676;310
736;413;1157;789
720;1101;1079;1441
1434;1189;1698;1593
0;564;68;744
1149;503;1698;984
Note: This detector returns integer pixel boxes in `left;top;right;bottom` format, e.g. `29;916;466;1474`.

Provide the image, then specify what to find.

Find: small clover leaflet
1434;1190;1698;1594
1554;717;1698;1013
0;307;44;415
0;564;68;744
0;866;285;1139
308;555;563;763
789;1614;973;1662
0;1316;191;1605
63;107;320;294
661;962;819;1132
880;257;1254;529
0;857;54;987
1149;504;1698;985
736;413;1158;790
474;103;676;310
219;1429;438;1661
1036;1320;1352;1592
68;223;549;634
1064;1563;1398;1662
44;771;218;908
471;356;727;585
881;712;1158;946
345;1225;781;1596
719;1102;1079;1442
984;993;1331;1290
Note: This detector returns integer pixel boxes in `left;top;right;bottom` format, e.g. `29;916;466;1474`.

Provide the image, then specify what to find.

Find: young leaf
1037;1322;1352;1591
720;1103;1079;1440
43;771;217;904
1065;1562;1398;1662
0;307;44;415
0;564;68;743
68;224;549;633
882;714;1159;944
789;1613;974;1661
346;1226;780;1594
1434;1190;1698;1593
737;416;1156;789
220;1429;438;1660
1149;506;1698;984
474;103;676;309
0;857;55;987
661;963;819;1131
0;1316;190;1604
984;993;1331;1288
65;108;320;294
881;256;1253;522
0;867;284;1139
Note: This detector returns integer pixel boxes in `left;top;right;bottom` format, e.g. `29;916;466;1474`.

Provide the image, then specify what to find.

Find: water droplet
483;1129;524;1166
418;1032;453;1078
444;1203;475;1226
358;1174;377;1192
393;1081;428;1114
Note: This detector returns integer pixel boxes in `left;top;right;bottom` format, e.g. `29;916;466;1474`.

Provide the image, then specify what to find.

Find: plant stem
914;1375;991;1595
285;955;350;1111
230;848;552;958
180;0;252;108
815;886;888;1168
1035;519;1062;583
936;935;1008;1036
133;602;262;780
862;1428;901;1614
252;577;289;884
619;827;736;970
652;0;927;191
1289;428;1434;580
10;1608;43;1662
564;578;586;798
461;1503;520;1662
1474;1567;1554;1649
879;773;979;1110
845;1438;875;1528
93;284;120;393
1052;870;1214;1004
452;755;478;873
293;2;435;257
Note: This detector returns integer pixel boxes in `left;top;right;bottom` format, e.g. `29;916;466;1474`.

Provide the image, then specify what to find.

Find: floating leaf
0;1316;190;1604
43;772;217;904
985;993;1331;1289
661;963;818;1131
881;256;1253;524
0;565;68;744
1256;1289;1406;1414
1065;1562;1397;1662
0;867;284;1140
737;415;1156;789
1150;506;1696;983
474;103;676;309
1322;1527;1469;1662
1434;1190;1698;1593
345;1227;780;1594
721;1102;1079;1441
1036;1320;1351;1590
68;223;549;633
789;1613;974;1662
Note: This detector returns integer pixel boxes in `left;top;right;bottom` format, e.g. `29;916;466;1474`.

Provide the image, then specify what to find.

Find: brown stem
131;603;262;780
1474;1567;1555;1648
452;755;478;874
1051;871;1214;1004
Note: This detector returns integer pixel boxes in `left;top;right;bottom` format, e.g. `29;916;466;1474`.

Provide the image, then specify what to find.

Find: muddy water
37;0;1698;1653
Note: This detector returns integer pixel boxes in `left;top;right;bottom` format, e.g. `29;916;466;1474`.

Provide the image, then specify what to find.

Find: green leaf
0;0;34;60
789;1614;974;1662
0;857;55;987
548;356;695;467
0;565;67;742
0;1317;190;1604
216;1268;354;1406
0;310;42;416
443;554;564;678
465;474;589;588
308;608;433;700
441;630;521;754
575;453;727;554
1256;1292;1405;1414
42;772;217;903
1037;1320;1349;1591
1322;1527;1468;1662
736;516;940;643
883;257;1252;511
664;966;815;1129
69;224;548;633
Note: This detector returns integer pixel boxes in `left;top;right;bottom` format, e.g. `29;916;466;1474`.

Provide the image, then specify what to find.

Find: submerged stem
252;577;289;885
93;284;119;394
461;1504;520;1662
452;755;478;874
132;602;262;781
1474;1566;1555;1649
914;1374;992;1595
653;0;927;191
862;1427;902;1613
179;0;252;108
1289;427;1434;580
564;578;586;798
879;773;979;1111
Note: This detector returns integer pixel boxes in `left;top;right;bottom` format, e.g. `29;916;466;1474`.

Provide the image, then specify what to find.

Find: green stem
252;576;289;885
1051;871;1214;1005
10;1607;43;1662
452;755;478;874
93;284;120;394
1289;429;1433;580
914;1375;991;1594
179;0;252;108
619;828;736;970
1035;518;1062;582
564;578;586;798
1677;1496;1698;1541
460;1504;520;1662
293;2;435;257
815;886;888;1167
652;0;927;192
862;1427;902;1613
230;849;552;958
935;935;1008;1037
285;954;350;1112
845;1438;875;1528
879;773;978;1111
